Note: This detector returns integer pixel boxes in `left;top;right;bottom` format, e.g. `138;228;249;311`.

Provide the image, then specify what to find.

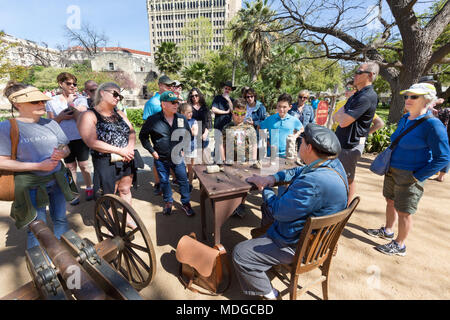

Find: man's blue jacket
263;158;348;248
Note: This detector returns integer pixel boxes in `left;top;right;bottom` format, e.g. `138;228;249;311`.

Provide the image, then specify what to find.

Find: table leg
200;186;208;240
213;193;248;245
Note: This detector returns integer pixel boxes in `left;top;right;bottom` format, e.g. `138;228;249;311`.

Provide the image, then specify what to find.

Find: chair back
292;197;360;274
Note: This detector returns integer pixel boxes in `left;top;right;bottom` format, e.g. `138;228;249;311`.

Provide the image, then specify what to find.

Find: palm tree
229;0;275;82
181;62;213;97
154;42;182;75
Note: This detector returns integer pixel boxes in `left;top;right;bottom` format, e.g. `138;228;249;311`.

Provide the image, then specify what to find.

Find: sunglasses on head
105;90;124;101
355;70;372;75
65;81;77;87
403;95;421;100
233;111;246;116
30;100;46;105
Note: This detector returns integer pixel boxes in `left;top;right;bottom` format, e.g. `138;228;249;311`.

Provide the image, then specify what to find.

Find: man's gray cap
303;124;341;156
159;75;175;85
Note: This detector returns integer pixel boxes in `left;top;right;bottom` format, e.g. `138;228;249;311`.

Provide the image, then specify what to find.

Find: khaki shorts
383;167;425;215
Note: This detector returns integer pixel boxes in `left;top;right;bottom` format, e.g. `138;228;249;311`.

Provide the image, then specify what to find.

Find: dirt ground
0;148;449;300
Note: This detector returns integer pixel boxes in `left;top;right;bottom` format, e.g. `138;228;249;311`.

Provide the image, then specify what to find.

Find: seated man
220;98;257;165
220;98;257;218
232;124;348;300
260;93;303;158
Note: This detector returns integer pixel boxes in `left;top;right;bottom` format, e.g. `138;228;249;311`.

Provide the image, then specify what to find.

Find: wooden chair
272;196;360;300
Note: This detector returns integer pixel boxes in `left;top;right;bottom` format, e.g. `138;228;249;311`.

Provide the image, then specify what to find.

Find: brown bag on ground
0;119;19;201
176;232;231;295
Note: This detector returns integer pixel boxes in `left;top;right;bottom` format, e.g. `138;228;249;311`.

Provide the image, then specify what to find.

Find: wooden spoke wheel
94;195;156;290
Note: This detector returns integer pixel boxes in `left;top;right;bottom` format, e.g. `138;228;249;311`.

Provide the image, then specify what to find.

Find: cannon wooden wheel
94;194;156;290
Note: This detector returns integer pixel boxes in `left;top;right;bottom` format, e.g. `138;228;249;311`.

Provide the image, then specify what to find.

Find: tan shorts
383;167;425;215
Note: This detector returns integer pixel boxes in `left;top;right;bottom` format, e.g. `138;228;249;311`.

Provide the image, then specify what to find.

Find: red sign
315;101;329;126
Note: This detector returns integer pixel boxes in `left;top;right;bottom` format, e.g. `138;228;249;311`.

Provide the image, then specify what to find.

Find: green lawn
376;108;389;123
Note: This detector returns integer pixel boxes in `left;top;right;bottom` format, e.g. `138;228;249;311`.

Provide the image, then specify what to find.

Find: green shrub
126;108;144;128
365;123;397;153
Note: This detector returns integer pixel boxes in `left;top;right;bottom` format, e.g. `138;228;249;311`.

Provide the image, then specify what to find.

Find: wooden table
193;158;301;245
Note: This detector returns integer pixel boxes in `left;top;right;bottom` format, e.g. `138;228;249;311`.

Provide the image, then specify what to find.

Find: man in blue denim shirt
232;124;348;300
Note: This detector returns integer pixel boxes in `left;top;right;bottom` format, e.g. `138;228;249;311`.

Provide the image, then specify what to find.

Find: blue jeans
441;161;450;174
154;159;190;205
27;180;69;249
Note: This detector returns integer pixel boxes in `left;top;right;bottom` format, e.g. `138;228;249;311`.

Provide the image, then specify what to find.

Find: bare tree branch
63;23;108;56
424;0;450;39
425;42;450;72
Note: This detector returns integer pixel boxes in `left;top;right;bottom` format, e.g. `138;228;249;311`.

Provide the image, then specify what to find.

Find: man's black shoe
163;202;173;215
181;203;195;217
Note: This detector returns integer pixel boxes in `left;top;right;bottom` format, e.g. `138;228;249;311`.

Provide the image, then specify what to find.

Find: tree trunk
387;82;405;124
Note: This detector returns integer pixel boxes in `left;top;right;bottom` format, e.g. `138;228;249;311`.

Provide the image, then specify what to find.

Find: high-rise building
146;0;241;64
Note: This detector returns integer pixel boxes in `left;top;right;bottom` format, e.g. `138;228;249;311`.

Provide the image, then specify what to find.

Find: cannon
1;195;157;300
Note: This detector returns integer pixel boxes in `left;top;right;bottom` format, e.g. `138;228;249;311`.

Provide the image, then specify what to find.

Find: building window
109;62;115;71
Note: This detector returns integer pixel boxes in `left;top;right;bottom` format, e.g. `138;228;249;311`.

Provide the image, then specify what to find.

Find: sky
0;0;151;52
0;0;437;55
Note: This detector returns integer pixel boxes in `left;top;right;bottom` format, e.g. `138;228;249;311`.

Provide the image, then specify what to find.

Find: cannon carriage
1;195;156;300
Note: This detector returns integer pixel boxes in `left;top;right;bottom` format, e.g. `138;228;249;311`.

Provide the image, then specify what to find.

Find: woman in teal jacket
243;87;267;131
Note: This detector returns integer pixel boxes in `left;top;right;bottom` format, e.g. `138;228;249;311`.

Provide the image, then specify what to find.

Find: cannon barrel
29;220;106;300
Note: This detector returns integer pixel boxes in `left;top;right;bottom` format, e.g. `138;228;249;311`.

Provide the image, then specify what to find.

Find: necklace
95;106;118;122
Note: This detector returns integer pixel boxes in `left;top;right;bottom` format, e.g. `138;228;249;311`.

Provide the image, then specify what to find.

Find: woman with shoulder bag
78;82;138;228
0;81;74;249
366;83;450;256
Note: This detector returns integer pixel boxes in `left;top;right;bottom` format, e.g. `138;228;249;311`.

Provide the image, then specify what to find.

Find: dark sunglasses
191;94;199;97
403;95;421;100
65;81;77;87
298;96;308;100
88;89;97;93
30;100;46;105
355;70;372;75
233;111;246;116
105;90;124;101
169;101;179;105
246;95;254;99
